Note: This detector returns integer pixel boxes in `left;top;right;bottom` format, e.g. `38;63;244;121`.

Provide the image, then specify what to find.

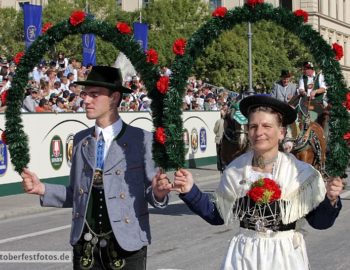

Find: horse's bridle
223;127;247;144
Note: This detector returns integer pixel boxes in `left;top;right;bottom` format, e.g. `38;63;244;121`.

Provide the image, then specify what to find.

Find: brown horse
219;107;249;171
291;121;327;174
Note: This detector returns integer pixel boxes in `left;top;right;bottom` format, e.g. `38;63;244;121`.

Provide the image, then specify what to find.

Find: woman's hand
325;176;344;206
172;168;194;194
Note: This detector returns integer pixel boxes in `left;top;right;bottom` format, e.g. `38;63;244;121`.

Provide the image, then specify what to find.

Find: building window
116;0;122;7
210;0;222;11
143;0;150;8
279;0;292;10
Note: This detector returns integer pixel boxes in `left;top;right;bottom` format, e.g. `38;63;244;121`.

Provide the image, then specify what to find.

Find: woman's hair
248;106;283;127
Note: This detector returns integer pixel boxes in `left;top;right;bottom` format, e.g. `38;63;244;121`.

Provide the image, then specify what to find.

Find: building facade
117;0;350;86
0;0;48;10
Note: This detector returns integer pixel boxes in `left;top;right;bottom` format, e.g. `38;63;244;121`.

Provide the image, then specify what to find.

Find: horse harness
292;122;325;175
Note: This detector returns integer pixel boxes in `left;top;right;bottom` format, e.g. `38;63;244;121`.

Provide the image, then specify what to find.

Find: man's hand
299;89;307;96
326;176;344;206
21;168;45;195
172;168;194;194
151;170;172;202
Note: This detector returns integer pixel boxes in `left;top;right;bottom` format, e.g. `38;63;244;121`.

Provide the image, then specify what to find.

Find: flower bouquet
247;178;281;204
238;178;282;232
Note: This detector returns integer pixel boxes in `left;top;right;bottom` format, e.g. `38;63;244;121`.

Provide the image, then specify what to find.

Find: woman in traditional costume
173;95;343;270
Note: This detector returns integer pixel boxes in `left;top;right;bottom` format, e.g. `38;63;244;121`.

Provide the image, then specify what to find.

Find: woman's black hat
75;66;132;93
239;94;297;125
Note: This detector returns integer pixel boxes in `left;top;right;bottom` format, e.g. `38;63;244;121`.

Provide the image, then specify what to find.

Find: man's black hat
75;66;132;93
280;69;292;78
239;94;297;126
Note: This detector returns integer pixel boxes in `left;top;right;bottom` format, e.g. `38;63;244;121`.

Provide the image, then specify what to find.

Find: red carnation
13;51;25;65
156;76;169;94
332;43;344;61
343;92;350;110
247;178;281;204
344;132;350;140
294;9;309;23
173;38;187;56
212;7;228;17
69;10;86;26
344;132;350;145
1;90;8;106
146;48;159;64
41;22;53;34
116;22;132;34
1;130;7;145
247;0;264;7
155;127;166;145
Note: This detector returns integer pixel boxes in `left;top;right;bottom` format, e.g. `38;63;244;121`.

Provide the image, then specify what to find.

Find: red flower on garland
155;127;166;145
293;9;309;23
1;90;8;106
13;51;25;65
212;7;228;17
247;0;264;7
1;130;7;144
173;38;187;56
344;132;350;145
247;178;281;204
146;48;159;64
116;22;132;34
41;22;53;34
343;92;350;110
156;76;169;94
69;10;86;26
343;132;350;140
332;43;344;61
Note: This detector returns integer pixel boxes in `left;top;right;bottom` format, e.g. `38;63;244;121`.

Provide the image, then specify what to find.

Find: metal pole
247;22;255;95
139;0;142;23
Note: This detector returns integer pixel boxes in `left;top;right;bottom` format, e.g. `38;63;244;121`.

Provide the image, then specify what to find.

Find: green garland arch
159;3;349;175
5;4;350;175
5;13;161;173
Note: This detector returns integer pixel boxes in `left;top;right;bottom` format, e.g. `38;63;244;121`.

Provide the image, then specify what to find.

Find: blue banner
82;34;96;66
23;3;42;49
133;22;148;51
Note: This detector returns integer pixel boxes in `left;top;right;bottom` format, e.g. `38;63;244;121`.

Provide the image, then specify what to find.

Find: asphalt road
0;178;349;270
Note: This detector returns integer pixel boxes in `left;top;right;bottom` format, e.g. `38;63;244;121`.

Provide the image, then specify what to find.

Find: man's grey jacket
40;123;167;251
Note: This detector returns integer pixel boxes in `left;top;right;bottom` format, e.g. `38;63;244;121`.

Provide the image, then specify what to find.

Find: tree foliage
142;0;209;65
0;0;314;84
193;20;314;92
0;8;24;59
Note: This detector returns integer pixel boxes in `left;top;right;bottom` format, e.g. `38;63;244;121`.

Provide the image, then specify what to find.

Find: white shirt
298;72;327;96
95;118;123;160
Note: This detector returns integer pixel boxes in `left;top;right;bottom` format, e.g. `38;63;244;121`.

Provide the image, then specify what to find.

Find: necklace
252;155;278;169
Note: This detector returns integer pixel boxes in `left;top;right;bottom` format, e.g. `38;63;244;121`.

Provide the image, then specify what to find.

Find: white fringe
213;170;326;226
213;191;237;225
279;170;326;224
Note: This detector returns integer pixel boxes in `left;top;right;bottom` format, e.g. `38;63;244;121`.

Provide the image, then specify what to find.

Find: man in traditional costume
21;66;172;270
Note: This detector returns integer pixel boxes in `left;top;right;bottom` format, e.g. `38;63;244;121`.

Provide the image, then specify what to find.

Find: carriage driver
271;70;298;152
297;61;329;134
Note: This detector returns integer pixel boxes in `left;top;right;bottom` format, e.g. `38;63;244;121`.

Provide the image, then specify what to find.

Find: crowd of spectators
0;52;233;114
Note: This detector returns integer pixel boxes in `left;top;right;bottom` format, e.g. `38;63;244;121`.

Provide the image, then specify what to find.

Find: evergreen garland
5;3;350;176
5;13;160;173
163;3;349;175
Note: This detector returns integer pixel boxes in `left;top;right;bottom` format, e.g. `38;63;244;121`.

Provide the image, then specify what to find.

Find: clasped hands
152;168;194;201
